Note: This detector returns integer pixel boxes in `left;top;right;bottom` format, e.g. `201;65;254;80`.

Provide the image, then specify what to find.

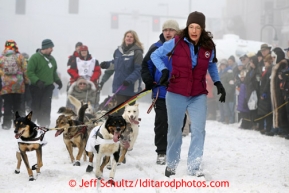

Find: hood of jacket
68;79;96;95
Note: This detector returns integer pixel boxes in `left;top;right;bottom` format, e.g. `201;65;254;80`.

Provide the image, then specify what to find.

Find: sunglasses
79;82;87;86
6;42;15;47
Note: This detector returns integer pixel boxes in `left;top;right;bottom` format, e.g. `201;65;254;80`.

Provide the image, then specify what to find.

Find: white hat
162;20;179;31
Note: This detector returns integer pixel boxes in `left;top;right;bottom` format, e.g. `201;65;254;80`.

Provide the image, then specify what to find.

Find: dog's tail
78;103;88;123
57;106;77;116
68;95;82;113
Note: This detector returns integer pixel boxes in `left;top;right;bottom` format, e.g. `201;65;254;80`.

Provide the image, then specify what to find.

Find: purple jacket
237;83;250;112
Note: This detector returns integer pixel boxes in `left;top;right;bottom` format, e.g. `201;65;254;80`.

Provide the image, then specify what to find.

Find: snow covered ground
0;93;289;193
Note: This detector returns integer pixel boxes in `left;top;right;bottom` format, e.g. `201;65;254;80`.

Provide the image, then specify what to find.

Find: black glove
122;80;130;86
159;69;169;86
98;82;104;89
145;81;156;90
100;61;110;69
36;80;45;89
55;79;63;90
214;81;226;103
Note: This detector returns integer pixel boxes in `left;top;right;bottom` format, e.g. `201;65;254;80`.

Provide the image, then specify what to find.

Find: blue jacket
141;34;171;99
101;44;143;96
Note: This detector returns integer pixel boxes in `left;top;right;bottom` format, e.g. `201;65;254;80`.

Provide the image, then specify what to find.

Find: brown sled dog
55;104;88;166
14;111;48;181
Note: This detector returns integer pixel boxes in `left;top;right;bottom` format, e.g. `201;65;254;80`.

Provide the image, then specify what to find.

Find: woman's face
264;61;271;68
78;81;87;89
249;61;256;69
124;33;134;46
188;23;202;44
80;50;88;57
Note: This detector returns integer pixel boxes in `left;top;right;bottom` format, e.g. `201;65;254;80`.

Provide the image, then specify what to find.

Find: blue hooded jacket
141;34;171;99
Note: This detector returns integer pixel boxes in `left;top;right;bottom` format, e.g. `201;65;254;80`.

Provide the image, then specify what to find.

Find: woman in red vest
151;11;226;177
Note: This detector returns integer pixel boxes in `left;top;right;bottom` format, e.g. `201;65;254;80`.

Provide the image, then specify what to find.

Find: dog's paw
15;169;20;174
107;178;115;186
86;165;93;172
106;164;112;170
31;164;38;170
29;176;36;181
73;161;81;166
95;173;103;180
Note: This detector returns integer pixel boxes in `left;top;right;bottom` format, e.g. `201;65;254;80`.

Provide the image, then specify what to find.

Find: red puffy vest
167;36;212;97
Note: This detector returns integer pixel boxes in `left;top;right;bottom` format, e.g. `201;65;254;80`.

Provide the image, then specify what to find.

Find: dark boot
165;167;176;177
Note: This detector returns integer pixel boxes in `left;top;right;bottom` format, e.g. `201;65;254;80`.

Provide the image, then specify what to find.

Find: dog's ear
134;103;139;107
26;111;33;120
15;111;20;119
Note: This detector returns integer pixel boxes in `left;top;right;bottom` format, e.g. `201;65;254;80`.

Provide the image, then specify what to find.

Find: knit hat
162;20;179;31
239;54;247;60
22;52;29;60
79;45;88;51
4;40;19;53
186;11;206;29
75;42;83;48
228;55;235;62
42;39;54;50
219;59;228;66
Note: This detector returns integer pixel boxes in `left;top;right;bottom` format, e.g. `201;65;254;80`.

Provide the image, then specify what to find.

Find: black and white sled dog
122;103;140;151
85;115;127;180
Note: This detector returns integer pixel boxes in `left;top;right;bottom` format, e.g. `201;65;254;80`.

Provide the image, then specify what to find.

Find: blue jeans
166;92;207;175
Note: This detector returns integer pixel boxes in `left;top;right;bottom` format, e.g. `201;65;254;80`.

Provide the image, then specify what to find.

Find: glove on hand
159;69;169;86
122;80;130;86
55;79;63;90
100;61;110;69
98;82;104;89
214;81;226;103
36;80;45;89
145;81;157;90
261;93;267;99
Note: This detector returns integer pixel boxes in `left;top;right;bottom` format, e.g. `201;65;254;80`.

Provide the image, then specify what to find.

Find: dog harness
94;127;119;145
85;125;120;154
66;125;87;139
17;128;47;144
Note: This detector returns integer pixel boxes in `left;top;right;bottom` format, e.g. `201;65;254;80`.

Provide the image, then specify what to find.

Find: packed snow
0;93;289;193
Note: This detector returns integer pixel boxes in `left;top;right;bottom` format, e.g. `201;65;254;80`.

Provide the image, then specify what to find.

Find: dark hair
178;27;215;50
167;27;217;62
250;55;258;66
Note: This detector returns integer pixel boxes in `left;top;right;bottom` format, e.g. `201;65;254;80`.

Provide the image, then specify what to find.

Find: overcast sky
0;0;226;78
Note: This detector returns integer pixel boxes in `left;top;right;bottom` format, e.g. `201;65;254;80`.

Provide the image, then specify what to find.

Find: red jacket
67;53;101;84
168;37;212;97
